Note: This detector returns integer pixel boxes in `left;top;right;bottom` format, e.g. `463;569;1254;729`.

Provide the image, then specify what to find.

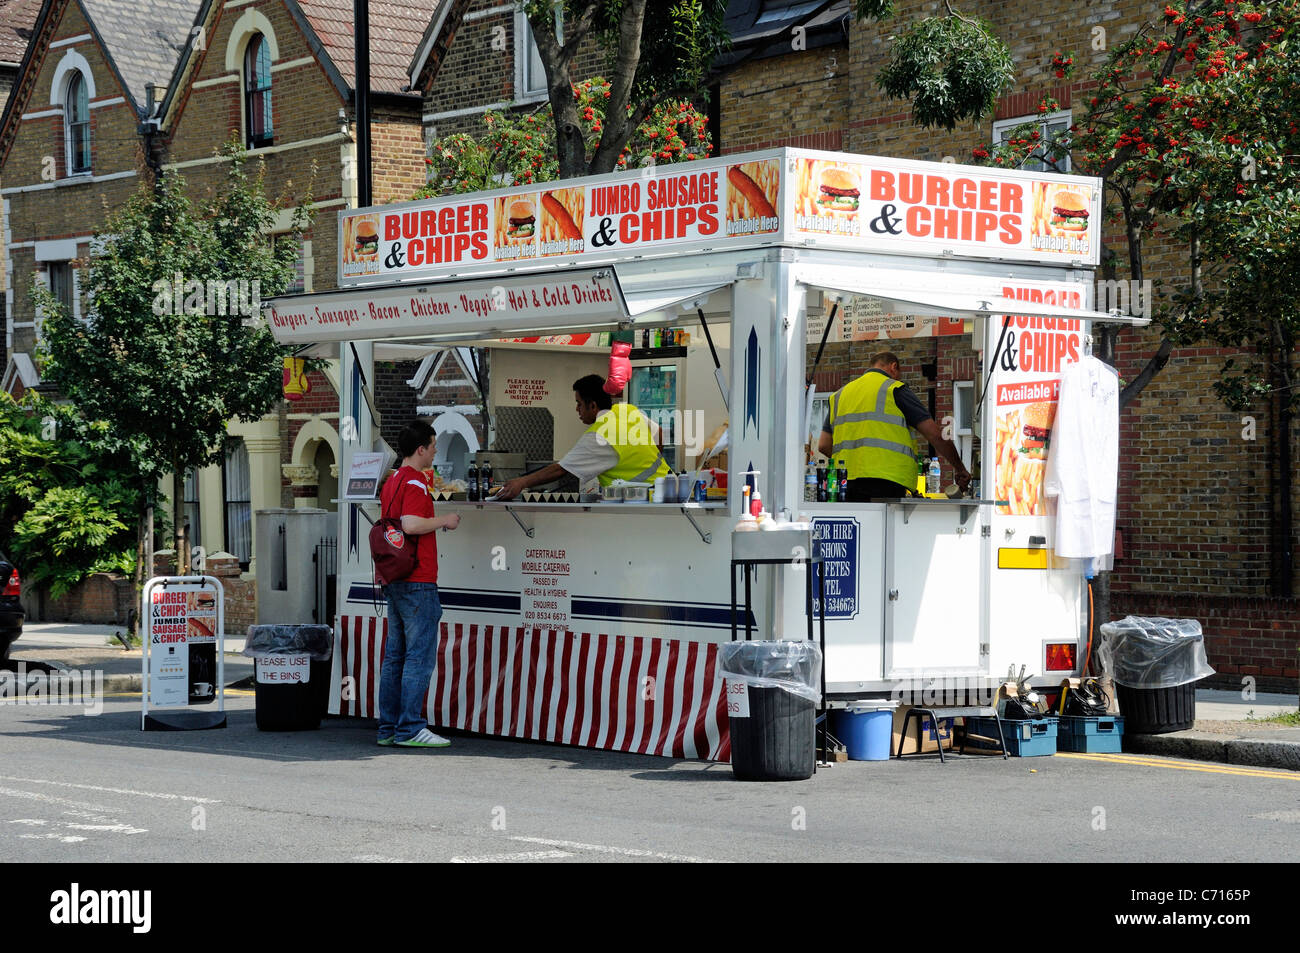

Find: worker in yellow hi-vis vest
497;374;671;500
817;352;970;502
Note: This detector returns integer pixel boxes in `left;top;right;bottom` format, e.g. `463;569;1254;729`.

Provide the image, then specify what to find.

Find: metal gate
313;536;337;626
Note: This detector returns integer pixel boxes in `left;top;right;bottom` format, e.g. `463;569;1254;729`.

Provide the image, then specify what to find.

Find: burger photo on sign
350;215;380;263
1019;401;1057;462
816;167;861;214
1047;187;1090;236
506;199;537;242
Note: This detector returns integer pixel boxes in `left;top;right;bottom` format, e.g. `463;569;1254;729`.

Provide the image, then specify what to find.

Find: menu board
806;298;965;344
148;583;218;707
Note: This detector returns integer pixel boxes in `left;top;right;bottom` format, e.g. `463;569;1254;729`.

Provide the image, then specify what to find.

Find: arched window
66;72;91;174
244;33;273;148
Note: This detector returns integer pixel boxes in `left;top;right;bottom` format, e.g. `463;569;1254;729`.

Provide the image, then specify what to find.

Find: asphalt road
1;693;1297;864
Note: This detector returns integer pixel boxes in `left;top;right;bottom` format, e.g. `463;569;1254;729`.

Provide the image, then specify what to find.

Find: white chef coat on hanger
1044;355;1119;558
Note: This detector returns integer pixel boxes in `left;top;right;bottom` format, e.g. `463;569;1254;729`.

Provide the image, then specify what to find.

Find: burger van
267;147;1145;761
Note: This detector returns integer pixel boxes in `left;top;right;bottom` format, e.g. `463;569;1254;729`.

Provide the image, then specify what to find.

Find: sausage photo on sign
726;160;779;230
541;188;585;246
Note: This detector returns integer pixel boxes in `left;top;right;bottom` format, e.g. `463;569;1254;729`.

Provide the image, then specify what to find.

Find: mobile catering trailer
265;148;1146;761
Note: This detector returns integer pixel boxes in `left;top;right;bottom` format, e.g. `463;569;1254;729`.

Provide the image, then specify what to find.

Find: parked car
1;552;23;659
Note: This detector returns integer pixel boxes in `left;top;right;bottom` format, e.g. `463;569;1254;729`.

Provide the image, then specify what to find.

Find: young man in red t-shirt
377;421;460;748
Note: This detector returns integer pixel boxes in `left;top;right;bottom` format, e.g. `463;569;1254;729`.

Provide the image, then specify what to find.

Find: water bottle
467;462;480;501
926;457;941;496
827;459;839;502
837;460;848;502
804;461;817;502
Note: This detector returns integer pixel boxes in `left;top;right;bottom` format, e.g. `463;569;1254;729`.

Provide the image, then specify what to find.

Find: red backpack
369;478;419;585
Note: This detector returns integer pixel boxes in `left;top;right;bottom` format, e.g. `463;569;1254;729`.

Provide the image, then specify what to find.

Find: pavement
6;622;1299;770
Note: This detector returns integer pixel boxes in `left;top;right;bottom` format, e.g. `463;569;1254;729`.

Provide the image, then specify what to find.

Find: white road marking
1251;810;1300;823
62;823;147;834
19;832;87;843
507;835;718;863
0;775;219;804
0;786;116;813
351;854;413;863
451;850;573;863
62;809;118;823
1;788;149;836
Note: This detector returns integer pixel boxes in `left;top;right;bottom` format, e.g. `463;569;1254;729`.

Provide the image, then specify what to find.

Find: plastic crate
1057;715;1124;753
965;716;1058;757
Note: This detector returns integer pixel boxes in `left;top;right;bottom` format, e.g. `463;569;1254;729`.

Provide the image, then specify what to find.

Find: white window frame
952;380;975;469
225;8;280;154
992;109;1072;173
514;10;548;103
64;72;92;176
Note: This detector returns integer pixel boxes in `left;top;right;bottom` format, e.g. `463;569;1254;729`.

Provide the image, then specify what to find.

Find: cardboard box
891;705;956;755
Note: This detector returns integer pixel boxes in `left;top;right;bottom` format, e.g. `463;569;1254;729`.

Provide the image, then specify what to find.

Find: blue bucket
832;708;893;761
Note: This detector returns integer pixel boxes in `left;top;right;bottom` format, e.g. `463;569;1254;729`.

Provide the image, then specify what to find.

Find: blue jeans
378;581;443;742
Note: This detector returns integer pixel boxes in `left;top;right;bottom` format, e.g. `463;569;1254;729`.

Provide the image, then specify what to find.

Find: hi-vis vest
588;402;671;487
829;371;917;488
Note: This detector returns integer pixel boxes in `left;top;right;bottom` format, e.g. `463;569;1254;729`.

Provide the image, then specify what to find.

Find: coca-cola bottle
467;462;480;501
481;461;494;500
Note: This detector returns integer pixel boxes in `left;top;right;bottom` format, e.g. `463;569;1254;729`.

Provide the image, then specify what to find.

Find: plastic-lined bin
243;624;333;731
1099;617;1215;734
1057;714;1124;753
966;716;1058;757
718;640;822;781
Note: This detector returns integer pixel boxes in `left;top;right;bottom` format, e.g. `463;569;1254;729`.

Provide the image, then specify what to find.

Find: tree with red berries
982;0;1300;600
982;0;1300;412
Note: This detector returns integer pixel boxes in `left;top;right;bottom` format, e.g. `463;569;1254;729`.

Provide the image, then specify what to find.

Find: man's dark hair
573;374;613;410
870;351;901;369
397;420;436;458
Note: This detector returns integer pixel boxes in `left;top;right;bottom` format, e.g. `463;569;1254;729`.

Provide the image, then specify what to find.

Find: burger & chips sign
336;149;1101;286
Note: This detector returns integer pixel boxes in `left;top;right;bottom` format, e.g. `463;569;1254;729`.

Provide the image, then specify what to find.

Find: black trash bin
1114;682;1196;734
244;625;333;731
719;640;821;781
1099;617;1215;735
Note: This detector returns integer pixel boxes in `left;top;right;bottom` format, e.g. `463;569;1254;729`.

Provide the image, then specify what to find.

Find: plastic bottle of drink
838;460;848;502
641;328;650;349
926;457;941;496
482;461;494;500
467;462;480;501
827;459;839;502
804;461;817;502
816;465;828;502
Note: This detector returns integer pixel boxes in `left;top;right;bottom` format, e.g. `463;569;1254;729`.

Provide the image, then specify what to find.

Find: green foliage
421;78;711;196
38;144;313;479
0;393;141;596
876;12;1015;130
523;1;730;103
855;0;896;19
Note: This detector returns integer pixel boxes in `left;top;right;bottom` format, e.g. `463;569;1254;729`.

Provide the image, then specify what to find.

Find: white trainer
395;728;451;748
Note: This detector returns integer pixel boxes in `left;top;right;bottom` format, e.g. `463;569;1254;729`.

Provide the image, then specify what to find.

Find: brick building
0;0;436;628
0;0;41;376
710;0;1297;688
